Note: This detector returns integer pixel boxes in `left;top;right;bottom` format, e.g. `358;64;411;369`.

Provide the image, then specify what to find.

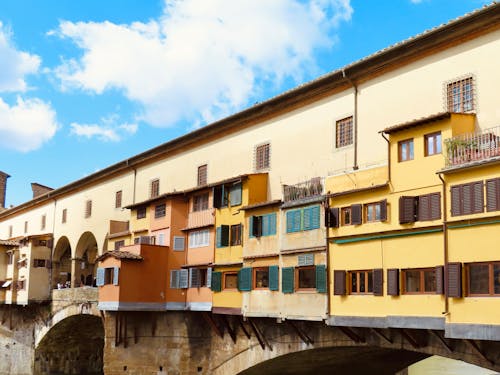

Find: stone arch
52;236;72;288
75;231;98;287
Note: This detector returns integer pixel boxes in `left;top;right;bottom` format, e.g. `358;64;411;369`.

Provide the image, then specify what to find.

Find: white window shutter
206;267;212;288
96;268;105;286
170;270;179;289
113;267;120;285
173;236;185;251
179;269;189;288
298;253;314;267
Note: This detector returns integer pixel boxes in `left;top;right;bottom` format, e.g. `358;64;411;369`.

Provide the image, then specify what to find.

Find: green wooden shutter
96;267;105;286
303;207;312;230
238;267;252;291
249;216;254;238
216;226;222;248
315;265;327;293
311;205;320;229
292;210;302;232
269;265;279;291
230;183;242;206
211;271;222;292
286;211;294;233
282;267;295;293
268;213;276;235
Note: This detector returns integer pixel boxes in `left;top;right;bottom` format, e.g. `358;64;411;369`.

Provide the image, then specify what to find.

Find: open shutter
430;193;441;220
333;270;346;295
399;196;416;224
206;268;212;288
230;183;242;206
373;269;383;296
179;269;189;289
282;267;294;293
486;178;500;212
387;269;399;296
418;195;430;221
315;265;327;293
472;181;484;214
211;271;222;292
267;213;277;236
435;266;444;295
213;186;222;208
450;185;461;216
216;227;222;247
446;262;462;298
170;270;179;289
252;216;262;237
96;268;105;286
325;207;339;228
220;225;229;247
379;200;387;222
238;267;252;291
113;267;119;286
351;204;362;225
269;266;279;291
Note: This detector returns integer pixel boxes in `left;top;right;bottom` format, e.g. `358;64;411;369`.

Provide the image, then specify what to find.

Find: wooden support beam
202;312;223;338
466;339;494;366
400;329;421;349
222;315;237;344
238;317;251;339
288;320;314;345
115;312;121;347
151;313;157;337
429;330;453;353
338;326;365;343
371;328;393;344
248;318;272;351
123;313;128;349
134;322;138;344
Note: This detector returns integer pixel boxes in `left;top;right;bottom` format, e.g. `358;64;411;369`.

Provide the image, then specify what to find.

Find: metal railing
444;125;500;167
283;177;324;202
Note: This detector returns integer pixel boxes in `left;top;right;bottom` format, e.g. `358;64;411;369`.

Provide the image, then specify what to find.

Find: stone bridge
1;294;500;375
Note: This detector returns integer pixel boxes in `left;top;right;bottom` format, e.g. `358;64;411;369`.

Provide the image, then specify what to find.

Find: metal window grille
255;143;270;170
197;164;207;186
446;76;474;113
335;116;353;148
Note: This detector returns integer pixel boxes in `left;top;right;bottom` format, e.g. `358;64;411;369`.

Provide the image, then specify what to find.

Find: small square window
425;132;442;156
365;202;381;222
398;139;414;162
335;116;353;148
137;206;147;219
224;272;238;290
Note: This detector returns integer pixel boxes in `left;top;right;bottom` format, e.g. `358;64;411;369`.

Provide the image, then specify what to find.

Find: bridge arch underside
34;314;104;375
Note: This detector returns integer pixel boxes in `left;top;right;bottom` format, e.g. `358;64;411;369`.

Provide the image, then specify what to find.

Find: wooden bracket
238;317;251;339
288;320;314;345
466;339;494;366
248;318;272;351
338;326;365;343
202;312;223;338
429;330;453;353
400;329;422;349
371;328;393;344
222;315;237;343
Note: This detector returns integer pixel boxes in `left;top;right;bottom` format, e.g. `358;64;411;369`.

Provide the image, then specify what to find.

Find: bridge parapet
51;287;98;312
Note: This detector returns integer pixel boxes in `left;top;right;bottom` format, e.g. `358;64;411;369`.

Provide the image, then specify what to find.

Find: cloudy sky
0;0;491;206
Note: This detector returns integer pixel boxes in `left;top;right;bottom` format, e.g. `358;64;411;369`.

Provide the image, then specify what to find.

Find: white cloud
0;22;41;92
0;97;58;152
54;0;352;127
410;0;423;3
70;121;138;142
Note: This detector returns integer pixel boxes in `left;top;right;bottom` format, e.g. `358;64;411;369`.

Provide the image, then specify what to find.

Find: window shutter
435;266;444;295
96;268;105;286
298;253;314;267
418;195;430;221
325;207;339;228
333;270;346;295
213;186;222;208
310;205;320;229
351;204;362;225
451;185;461;217
252;216;262;237
286;210;301;233
387;269;399;296
463;184;472;214
179;269;189;289
373;268;383;296
282;267;295;293
399;196;416;224
238;267;252;291
315;265;327;293
210;271;221;292
379;200;387;222
230;183;242;206
472;181;484;214
170;270;179;289
220;225;229;247
267;213;276;236
446;262;462;298
269;265;279;291
189;268;201;288
486;178;500;212
206;267;212;288
173;236;185;251
430;193;441;220
113;267;119;286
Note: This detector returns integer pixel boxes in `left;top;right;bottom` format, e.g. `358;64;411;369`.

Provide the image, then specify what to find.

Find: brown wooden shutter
472;181;484;214
351;204;362;225
463;183;472;214
333;270;346;295
373;268;383;296
435;266;444;295
486;178;500;212
418;195;430;221
399;196;416;224
450;185;461;216
325;207;339;228
430;193;441;220
387;269;399;296
446;262;462;298
379;200;387;222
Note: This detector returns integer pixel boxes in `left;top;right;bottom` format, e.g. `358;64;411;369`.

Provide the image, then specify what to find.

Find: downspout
380;132;391;182
438;173;449;315
342;69;358;170
49;197;57;295
324;196;331;319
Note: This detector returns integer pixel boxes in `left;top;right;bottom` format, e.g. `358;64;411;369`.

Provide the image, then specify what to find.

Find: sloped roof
96;251;143;262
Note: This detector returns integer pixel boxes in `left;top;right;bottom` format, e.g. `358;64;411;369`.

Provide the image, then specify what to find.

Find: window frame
398;138;414;162
424;132;442;156
335;116;353;148
230;224;242;246
255;142;271;171
466;261;500;297
341;207;352;225
115;190;122;208
349;270;374;295
197;164;208;186
41;214;46;230
136;206;147;219
296;266;316;291
402;268;437;295
253;267;270;289
85;200;92;218
193;193;209;212
223;272;238;290
154;203;166;219
150;178;160;198
364;202;382;223
188;229;210;248
446;76;474;113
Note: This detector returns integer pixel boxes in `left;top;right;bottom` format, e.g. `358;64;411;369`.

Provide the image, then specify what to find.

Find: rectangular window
216;225;230;248
341;207;352;225
173;236;185;251
7;252;13;265
486;178;500;212
212;185;229;209
62;209;67;224
136;206;146;219
41;215;46;230
255;143;270;171
17;280;25;291
335;116;353;148
253;267;269;289
150;178;160;198
450;181;484;216
189;268;211;288
115;190;122;208
250;213;277;237
154;203;166;218
447;76;474;113
33;259;46;268
398;139;414;162
230;224;242;246
224;272;238;290
418;193;441;221
188;229;210;248
365;202;381;222
297;266;316;290
193;193;209;212
467;262;500;296
349;270;373;294
114;240;125;251
403;268;437;294
286;205;320;233
197;164;207;186
425;132;442;156
24;221;28;233
85;200;92;218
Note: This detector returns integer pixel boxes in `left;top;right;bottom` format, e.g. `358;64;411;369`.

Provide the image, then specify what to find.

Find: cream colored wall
0;247;7;280
1;202;55;240
27;245;51;302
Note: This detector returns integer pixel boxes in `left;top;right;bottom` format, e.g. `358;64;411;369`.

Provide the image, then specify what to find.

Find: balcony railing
445;125;500;167
186;208;215;229
283;177;324;203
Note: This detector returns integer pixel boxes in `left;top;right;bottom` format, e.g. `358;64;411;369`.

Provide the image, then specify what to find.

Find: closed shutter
189;268;201;288
206;267;212;288
435;266;444;295
333;270;346;295
179;269;189;289
269;265;279;291
282;267;295;293
387;269;399;296
211;271;222;292
351;204;362;225
252;216;262;237
170;270;179;289
486;178;500;212
472;181;484;214
430;193;441;220
399;196;416;224
113;267;119;286
373;268;383;296
96;268;105;286
451;185;461;217
238;267;252;291
446;262;462;298
267;213;276;235
463;184;472;214
315;265;327;293
287;210;302;233
220;225;229;246
216;227;222;248
325;207;339;228
303;207;312;230
173;236;185;251
213;186;222;208
230;183;242;206
309;206;320;229
379;200;387;222
298;253;314;267
418;194;430;221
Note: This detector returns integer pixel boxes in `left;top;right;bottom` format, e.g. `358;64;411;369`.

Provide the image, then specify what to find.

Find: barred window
115;190;122;208
154;203;166;218
255;143;270;171
62;209;67;224
85;200;92;218
197;164;207;186
335;116;353;148
150;178;160;198
447;76;474;113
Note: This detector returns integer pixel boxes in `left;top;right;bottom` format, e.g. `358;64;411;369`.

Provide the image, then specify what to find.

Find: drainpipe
380;132;391;182
324;196;331;319
438;173;449;315
49;197;57;294
342;69;358;170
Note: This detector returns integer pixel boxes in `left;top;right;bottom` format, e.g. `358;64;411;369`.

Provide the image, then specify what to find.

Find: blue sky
0;0;491;207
